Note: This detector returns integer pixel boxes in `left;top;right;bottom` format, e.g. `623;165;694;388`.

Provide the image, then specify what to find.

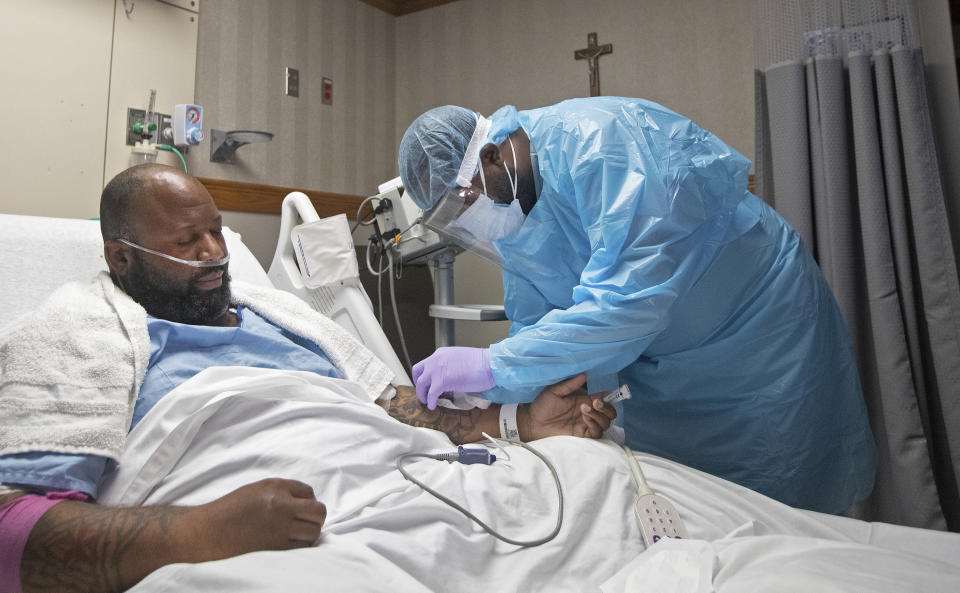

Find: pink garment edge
0;491;88;593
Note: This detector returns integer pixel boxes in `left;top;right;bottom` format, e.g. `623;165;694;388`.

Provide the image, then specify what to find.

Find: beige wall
189;0;396;191
396;0;755;156
0;0;115;219
394;0;755;347
0;0;197;219
190;0;397;288
1;0;113;219
104;1;200;185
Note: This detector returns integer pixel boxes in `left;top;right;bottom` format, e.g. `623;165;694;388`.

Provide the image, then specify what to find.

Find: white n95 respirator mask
450;196;525;244
423;135;527;267
454;134;524;244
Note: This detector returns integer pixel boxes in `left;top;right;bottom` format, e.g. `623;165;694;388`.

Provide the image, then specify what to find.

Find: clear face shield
422;187;525;266
422;135;527;268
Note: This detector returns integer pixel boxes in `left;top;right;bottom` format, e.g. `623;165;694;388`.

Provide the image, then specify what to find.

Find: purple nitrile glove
412;347;496;410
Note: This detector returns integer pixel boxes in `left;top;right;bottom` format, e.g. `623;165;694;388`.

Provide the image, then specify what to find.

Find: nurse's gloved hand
412;347;496;410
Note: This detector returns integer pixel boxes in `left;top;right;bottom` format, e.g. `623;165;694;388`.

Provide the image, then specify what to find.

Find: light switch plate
286;67;299;97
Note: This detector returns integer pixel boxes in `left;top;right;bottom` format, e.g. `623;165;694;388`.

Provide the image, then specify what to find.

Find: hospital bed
2;203;960;592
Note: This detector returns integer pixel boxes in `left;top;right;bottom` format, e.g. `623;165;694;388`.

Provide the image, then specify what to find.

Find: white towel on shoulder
0;272;394;461
0;273;149;459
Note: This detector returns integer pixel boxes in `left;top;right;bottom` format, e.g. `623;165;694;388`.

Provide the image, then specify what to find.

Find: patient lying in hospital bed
2;165;959;593
0;165;614;593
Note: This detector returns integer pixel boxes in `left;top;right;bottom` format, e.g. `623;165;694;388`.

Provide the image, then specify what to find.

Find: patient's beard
121;254;232;325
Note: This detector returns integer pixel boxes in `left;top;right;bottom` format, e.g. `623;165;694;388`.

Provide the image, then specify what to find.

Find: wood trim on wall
199;173;757;217
197;177;367;218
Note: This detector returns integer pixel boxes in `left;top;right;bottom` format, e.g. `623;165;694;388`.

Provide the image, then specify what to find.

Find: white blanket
99;367;960;592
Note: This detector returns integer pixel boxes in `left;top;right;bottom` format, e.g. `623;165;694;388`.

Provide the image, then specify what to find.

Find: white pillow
0;214;271;329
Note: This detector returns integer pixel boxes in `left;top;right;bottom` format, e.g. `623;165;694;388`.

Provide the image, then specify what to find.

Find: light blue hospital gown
482;97;876;513
0;306;342;497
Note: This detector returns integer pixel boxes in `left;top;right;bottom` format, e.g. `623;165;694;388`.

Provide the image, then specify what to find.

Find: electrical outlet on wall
322;77;332;105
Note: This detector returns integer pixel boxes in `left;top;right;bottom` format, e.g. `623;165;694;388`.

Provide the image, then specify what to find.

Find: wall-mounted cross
574;32;613;97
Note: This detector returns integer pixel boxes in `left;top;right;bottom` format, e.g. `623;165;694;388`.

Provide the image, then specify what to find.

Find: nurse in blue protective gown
397;97;876;514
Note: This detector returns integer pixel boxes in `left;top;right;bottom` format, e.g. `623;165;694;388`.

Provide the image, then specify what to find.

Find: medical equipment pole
429;249;457;348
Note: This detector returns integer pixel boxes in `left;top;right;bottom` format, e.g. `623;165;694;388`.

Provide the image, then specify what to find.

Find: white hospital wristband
499;403;520;441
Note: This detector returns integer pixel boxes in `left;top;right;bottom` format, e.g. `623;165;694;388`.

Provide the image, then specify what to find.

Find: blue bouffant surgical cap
398;106;479;210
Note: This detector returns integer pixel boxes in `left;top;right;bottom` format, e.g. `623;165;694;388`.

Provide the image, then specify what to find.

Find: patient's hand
519;374;617;441
20;478;326;593
388;376;615;444
189;478;327;558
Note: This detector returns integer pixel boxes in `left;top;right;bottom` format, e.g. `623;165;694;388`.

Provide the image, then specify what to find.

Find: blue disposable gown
483;97;876;513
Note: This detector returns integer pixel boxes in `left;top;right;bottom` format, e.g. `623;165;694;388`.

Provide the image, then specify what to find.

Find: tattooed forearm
16;477;327;593
388;394;481;443
0;489;26;505
20;501;190;593
388;387;498;444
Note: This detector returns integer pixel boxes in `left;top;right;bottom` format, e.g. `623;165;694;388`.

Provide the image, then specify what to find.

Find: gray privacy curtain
754;0;960;531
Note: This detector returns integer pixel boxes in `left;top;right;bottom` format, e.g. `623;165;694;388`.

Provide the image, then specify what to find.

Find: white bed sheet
97;367;960;592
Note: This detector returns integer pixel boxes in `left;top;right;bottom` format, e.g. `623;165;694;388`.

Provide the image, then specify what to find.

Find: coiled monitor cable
396;437;563;548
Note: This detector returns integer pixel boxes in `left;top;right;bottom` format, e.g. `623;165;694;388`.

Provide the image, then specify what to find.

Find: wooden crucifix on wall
574;32;613;97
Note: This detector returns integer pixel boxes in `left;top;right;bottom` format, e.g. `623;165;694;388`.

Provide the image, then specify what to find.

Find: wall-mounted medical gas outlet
158;114;174;144
322;78;333;105
173;104;204;145
126;108;170;146
286;67;299;97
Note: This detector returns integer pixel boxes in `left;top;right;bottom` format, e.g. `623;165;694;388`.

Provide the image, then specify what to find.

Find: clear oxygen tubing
386;249;413;372
116;238;229;268
362;216;423;369
155;144;187;173
352;195;380;233
395;434;563;548
364;236;390;277
356;192;383;323
377;248;384;326
358;200;422;367
364;235;390;325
